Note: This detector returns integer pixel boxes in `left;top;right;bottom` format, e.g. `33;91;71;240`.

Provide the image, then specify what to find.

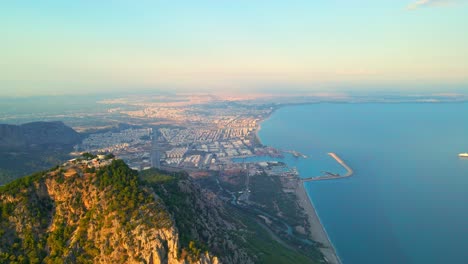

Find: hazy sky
1;0;468;96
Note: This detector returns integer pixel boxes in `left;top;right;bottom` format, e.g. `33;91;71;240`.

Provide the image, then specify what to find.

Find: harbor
302;153;353;182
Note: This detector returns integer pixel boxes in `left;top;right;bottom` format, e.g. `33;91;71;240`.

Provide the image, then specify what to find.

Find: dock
283;150;308;159
302;153;353;182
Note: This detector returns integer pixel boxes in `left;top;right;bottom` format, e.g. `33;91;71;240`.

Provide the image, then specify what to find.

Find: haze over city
1;1;468;264
2;0;468;96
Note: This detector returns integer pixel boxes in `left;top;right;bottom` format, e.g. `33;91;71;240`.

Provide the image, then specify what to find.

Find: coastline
254;110;273;147
251;102;468;264
295;179;341;264
255;108;341;264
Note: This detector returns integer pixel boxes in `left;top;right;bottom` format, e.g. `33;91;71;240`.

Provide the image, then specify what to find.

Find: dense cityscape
75;95;287;179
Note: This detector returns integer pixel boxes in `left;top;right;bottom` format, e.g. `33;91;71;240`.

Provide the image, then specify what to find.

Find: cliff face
0;159;222;264
144;170;253;264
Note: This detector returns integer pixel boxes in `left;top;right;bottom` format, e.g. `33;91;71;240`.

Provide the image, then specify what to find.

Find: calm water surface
258;103;468;264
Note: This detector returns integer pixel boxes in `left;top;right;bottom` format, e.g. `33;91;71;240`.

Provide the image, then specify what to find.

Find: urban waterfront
258;103;468;264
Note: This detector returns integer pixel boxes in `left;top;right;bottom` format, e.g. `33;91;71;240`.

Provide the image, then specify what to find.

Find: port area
283;150;308;159
302;153;353;182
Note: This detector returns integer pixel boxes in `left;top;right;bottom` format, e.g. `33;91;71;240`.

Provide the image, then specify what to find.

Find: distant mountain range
0;121;80;148
0;121;81;185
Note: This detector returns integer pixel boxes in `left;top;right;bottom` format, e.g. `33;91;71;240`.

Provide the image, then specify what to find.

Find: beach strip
295;180;341;264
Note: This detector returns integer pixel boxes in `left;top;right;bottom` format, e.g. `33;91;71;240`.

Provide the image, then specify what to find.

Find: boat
459;153;468;158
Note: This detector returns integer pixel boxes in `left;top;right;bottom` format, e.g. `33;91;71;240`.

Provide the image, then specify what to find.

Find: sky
1;0;468;96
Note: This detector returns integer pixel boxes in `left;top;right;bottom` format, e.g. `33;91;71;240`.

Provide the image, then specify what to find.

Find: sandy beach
295;180;341;264
257;108;341;263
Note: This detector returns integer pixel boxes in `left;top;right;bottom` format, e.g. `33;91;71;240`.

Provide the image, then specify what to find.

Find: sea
257;103;468;264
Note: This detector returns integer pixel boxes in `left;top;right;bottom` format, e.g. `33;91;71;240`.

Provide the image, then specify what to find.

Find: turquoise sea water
257;103;468;264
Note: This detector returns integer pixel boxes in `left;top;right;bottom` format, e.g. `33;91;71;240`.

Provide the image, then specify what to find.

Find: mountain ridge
0;121;81;185
0;156;251;264
0;121;81;148
0;155;321;264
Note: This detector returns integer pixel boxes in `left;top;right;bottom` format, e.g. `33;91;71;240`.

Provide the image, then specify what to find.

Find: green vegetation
0;169;49;195
229;207;320;264
0;121;79;185
239;172;324;261
218;171;247;193
0;160;322;264
141;170;195;247
104;153;115;159
80;152;97;160
250;172;306;228
0;160;173;263
136;169;222;262
95;160;172;228
0;149;70;185
139;168;175;184
0;170;52;264
0;170;20;187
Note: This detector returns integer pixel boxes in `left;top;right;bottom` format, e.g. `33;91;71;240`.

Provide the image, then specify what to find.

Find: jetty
283;150;308;159
302;153;353;182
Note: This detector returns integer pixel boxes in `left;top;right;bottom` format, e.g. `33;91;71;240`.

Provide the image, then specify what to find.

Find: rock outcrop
0;159;225;264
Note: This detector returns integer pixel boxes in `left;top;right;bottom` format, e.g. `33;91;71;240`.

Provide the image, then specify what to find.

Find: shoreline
255;108;342;264
295;179;342;264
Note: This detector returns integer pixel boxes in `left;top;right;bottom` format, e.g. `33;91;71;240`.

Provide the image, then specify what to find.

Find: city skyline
1;0;468;96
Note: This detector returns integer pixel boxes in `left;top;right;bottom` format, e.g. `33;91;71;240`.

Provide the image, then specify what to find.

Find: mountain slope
141;169;253;264
0;157;320;264
0;158;220;264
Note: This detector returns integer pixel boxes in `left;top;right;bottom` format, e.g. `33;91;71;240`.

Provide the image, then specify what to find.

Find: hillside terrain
0;121;81;184
0;121;80;148
0;156;320;264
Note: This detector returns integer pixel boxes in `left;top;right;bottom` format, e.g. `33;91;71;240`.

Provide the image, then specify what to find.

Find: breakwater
302;153;353;182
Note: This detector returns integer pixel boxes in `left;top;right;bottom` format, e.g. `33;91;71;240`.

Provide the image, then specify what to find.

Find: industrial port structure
302;153;353;182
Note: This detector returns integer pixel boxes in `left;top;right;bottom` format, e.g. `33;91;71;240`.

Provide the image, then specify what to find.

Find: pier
283;149;308;159
302;153;353;182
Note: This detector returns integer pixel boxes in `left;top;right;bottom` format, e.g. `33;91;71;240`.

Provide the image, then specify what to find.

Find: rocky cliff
142;169;253;264
0;159;235;264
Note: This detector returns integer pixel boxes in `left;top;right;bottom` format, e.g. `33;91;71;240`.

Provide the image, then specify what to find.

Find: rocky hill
0;155;322;264
0;157;254;264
